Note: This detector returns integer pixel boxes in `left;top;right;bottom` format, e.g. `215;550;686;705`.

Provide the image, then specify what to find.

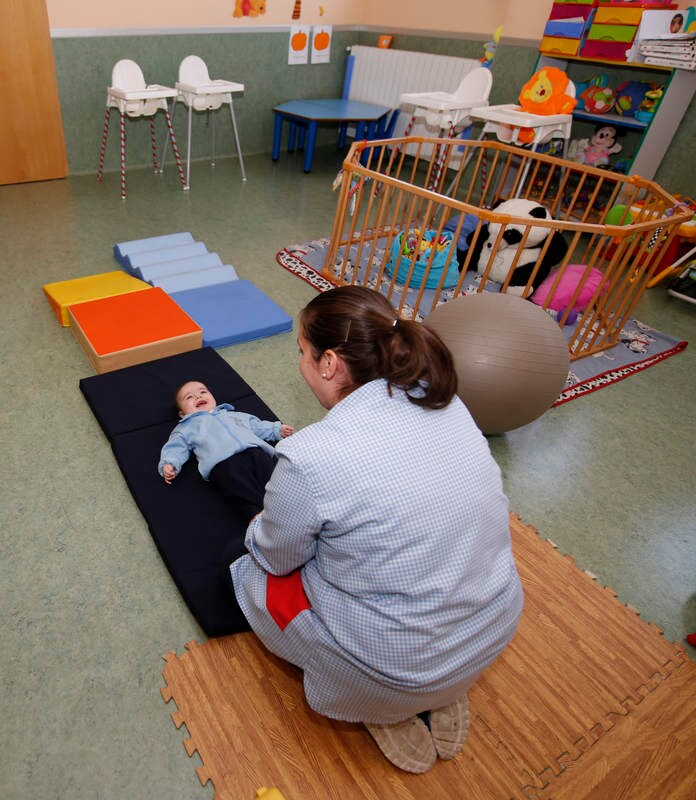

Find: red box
580;38;631;59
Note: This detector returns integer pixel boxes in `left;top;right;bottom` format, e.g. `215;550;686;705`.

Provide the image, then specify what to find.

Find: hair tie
392;318;398;328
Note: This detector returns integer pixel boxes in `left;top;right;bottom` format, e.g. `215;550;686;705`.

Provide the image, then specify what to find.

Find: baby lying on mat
159;380;293;522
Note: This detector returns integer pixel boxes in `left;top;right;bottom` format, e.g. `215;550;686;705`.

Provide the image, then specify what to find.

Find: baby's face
177;381;217;416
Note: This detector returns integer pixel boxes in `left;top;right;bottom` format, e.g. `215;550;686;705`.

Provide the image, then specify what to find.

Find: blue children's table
272;98;392;173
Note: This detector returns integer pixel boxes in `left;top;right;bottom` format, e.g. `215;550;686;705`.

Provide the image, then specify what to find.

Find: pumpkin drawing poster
311;25;332;63
288;25;310;64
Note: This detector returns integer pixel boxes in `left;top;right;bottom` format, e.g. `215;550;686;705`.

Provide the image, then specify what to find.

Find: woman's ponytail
300;286;456;409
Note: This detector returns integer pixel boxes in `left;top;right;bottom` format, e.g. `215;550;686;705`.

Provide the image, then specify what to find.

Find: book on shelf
626;6;696;61
640;41;696;55
644;55;696;69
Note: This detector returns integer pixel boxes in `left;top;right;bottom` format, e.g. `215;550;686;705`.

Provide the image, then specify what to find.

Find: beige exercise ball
425;293;569;435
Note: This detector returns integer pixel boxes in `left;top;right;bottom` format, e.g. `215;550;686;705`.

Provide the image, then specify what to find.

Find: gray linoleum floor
1;148;695;800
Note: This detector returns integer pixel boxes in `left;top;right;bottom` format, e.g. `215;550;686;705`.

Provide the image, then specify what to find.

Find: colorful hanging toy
481;26;503;69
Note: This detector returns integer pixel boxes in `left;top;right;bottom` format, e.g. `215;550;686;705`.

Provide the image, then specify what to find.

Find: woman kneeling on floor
229;285;523;773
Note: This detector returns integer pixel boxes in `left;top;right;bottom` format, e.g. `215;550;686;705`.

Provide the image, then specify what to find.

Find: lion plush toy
516;67;577;144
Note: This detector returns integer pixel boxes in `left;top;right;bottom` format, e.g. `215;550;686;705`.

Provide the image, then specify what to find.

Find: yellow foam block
43;271;151;326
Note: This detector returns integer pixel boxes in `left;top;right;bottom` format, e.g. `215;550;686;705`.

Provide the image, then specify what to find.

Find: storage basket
385;228;458;289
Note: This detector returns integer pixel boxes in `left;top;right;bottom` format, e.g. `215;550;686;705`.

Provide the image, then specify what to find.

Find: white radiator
345;45;481;140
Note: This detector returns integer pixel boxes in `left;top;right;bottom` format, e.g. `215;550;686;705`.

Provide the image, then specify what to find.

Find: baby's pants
208;447;277;524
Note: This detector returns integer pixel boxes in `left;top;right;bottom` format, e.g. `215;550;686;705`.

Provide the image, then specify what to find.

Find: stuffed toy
568;124;622;168
614;80;654;117
515;67;578;144
462;198;569;295
574;73;609;111
635;87;663;123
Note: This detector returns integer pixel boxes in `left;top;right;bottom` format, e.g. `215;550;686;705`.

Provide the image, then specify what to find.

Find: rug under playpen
161;513;696;800
276;241;687;407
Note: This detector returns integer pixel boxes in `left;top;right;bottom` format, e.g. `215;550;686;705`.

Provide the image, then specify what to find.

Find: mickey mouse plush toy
569;124;622;168
462;198;568;296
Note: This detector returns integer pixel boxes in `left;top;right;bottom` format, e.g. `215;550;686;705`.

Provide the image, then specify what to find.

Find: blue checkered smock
230;379;523;723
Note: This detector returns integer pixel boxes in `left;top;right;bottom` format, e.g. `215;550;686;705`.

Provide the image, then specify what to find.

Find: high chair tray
471;103;572;126
176;79;245;94
108;84;177;100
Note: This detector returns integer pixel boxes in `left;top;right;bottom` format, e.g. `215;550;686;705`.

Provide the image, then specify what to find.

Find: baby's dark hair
172;380;208;413
300;286;456;409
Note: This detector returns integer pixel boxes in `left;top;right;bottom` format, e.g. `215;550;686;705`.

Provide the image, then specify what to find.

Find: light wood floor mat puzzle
161;514;696;799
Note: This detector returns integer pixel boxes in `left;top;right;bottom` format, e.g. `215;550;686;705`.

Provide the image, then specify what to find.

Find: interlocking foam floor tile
68;287;202;373
158;516;696;800
42;271;151;327
170;280;293;348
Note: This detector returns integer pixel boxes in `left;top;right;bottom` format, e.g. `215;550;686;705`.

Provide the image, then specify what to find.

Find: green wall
52;29;694;197
52;30;354;176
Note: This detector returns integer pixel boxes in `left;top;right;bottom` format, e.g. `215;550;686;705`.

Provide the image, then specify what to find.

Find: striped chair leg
119;111;127;199
150;118;160;173
97;108;111;182
164;109;188;190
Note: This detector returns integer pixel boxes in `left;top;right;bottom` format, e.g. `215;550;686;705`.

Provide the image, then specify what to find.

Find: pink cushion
532;264;608;312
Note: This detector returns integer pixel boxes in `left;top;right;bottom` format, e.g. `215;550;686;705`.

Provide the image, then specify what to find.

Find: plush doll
462;198;569;295
568;125;622;168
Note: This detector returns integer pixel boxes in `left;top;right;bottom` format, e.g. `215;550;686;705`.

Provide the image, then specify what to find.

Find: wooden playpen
324;136;691;359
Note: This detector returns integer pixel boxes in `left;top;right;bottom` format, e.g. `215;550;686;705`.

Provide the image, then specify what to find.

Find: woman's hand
280;424;294;438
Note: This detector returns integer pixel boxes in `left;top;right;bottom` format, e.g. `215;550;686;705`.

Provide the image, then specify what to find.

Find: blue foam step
124;242;208;274
170;280;293;348
113;232;194;265
136;253;223;282
150;265;239;293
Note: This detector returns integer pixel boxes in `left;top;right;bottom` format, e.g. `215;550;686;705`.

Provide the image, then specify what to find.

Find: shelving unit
537;53;694;180
572;107;647;129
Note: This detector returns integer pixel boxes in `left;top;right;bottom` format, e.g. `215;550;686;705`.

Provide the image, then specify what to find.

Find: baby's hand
162;464;177;484
280;424;294;438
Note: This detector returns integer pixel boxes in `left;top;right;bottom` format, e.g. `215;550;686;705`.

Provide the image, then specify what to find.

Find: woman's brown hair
300;286;456;409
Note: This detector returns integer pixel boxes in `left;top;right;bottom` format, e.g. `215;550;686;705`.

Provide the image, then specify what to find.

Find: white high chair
160;55;247;188
399;67;493;137
470;81;576;195
399;67;493;191
97;59;186;199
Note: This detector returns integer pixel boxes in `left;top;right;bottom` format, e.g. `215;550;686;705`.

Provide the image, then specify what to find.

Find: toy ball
581;85;615;114
605;204;634;226
425;293;569;435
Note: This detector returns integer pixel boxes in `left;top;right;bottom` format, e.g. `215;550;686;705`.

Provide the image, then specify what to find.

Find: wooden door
0;0;68;185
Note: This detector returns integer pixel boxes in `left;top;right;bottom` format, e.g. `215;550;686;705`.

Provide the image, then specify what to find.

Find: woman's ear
322;348;339;379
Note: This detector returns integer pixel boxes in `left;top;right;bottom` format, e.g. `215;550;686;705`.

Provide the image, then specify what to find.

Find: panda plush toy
461;198;568;296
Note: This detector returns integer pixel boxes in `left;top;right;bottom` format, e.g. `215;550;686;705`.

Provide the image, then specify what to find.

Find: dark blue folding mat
79;347;278;637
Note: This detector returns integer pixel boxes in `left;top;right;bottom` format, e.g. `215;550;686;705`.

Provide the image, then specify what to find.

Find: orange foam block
69;288;202;374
